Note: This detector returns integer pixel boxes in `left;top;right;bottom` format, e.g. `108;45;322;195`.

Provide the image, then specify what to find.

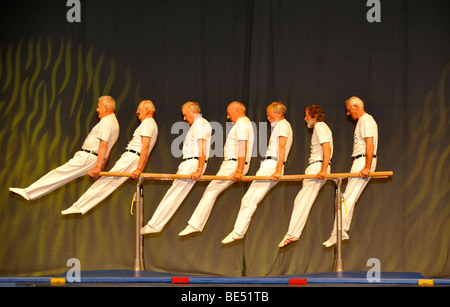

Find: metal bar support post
134;179;145;272
333;178;344;272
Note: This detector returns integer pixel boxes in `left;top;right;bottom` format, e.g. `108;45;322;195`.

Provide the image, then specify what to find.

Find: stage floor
1;270;449;287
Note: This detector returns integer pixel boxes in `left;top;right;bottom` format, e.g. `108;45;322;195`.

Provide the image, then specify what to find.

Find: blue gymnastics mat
1;270;449;286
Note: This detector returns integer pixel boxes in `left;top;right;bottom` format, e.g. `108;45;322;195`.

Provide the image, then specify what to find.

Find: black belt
264;156;286;165
81;149;98;156
126;149;141;156
183;157;208;163
352;154;377;161
309;160;331;166
225;158;248;165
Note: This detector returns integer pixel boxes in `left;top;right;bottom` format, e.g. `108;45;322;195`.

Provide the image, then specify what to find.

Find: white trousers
233;159;282;236
330;157;377;237
286;162;330;238
73;152;140;214
188;160;250;231
25;151;98;200
146;159;207;231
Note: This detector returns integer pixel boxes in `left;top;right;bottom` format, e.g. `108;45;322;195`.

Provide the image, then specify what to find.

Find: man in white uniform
61;100;158;215
140;102;212;235
323;96;378;247
179;101;254;237
222;102;293;244
279;105;333;247
9;96;120;201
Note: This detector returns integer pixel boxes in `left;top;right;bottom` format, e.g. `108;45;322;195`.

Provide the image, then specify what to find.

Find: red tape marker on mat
172;277;189;284
289;278;307;285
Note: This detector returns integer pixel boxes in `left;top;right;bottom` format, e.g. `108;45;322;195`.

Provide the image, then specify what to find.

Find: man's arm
271;136;287;181
89;140;108;179
316;142;331;180
190;139;207;180
130;136;151;180
232;140;248;182
360;136;374;178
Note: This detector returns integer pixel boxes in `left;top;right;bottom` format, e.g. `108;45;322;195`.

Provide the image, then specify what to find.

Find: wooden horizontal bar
98;171;393;182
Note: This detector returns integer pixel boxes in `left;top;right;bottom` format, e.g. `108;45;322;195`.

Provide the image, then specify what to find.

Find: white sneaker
179;225;200;237
323;232;349;247
278;235;299;248
221;231;244;244
140;225;160;235
9;187;31;201
61;206;81;215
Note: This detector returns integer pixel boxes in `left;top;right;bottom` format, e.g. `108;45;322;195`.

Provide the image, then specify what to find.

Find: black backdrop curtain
0;0;449;278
